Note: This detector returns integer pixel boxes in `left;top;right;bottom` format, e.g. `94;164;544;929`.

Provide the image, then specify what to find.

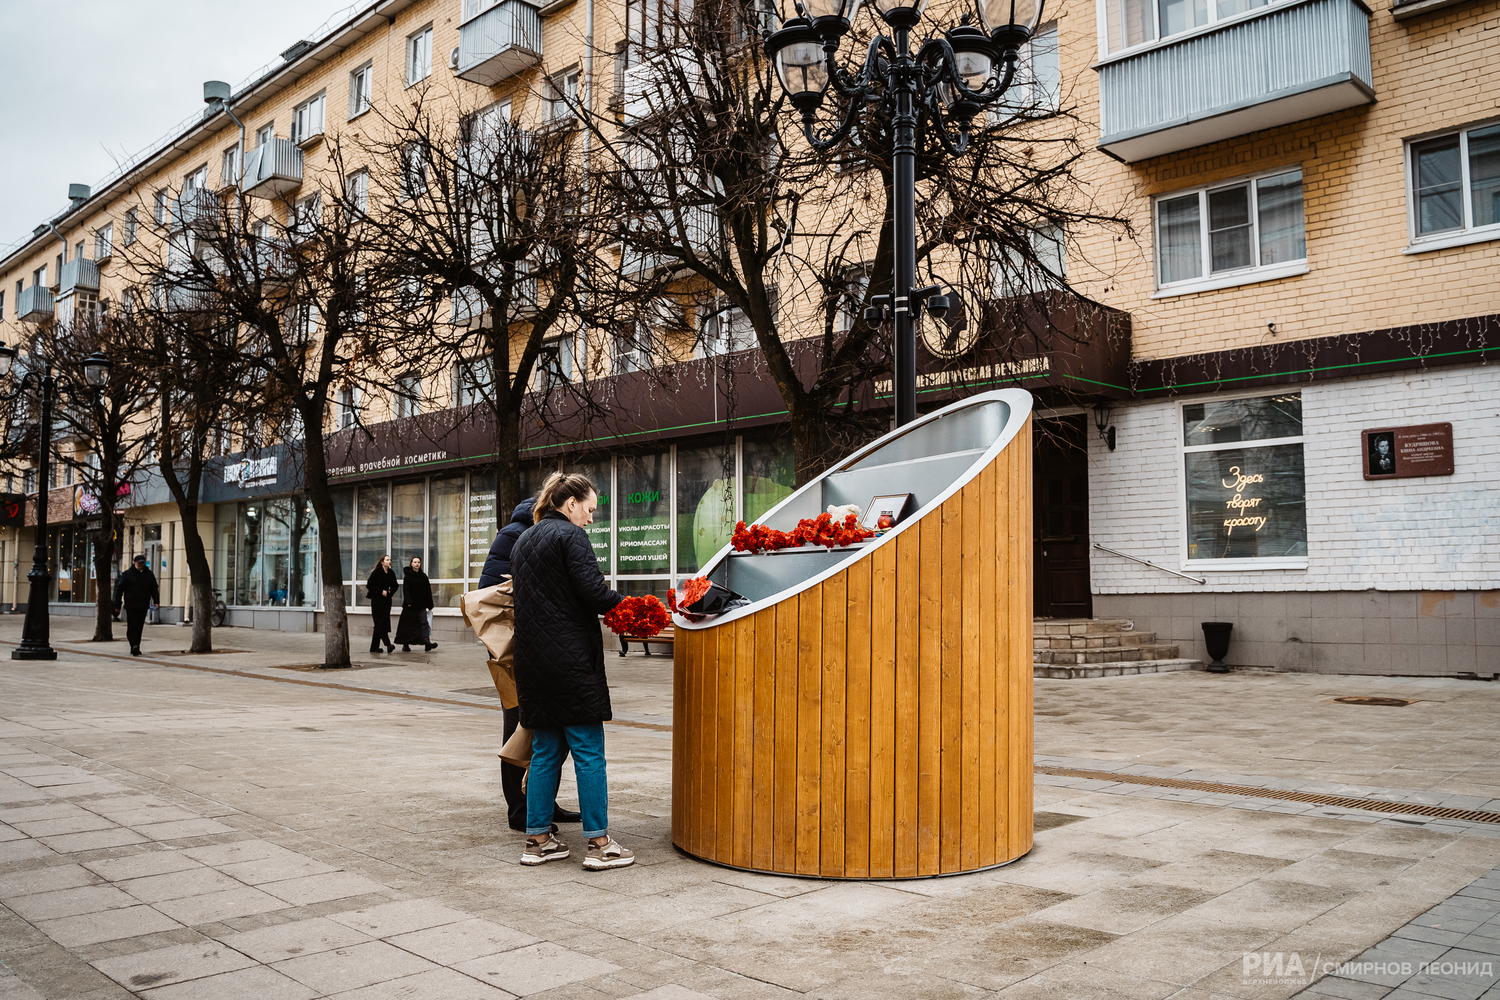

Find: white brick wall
1089;365;1500;594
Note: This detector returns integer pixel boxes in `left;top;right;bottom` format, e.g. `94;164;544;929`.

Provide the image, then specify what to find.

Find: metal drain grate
1035;765;1500;825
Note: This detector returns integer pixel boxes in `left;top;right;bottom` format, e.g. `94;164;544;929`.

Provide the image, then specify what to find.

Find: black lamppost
0;345;113;660
764;0;1045;426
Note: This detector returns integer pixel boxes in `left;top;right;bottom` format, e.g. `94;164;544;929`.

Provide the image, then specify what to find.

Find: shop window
676;445;736;575
1181;392;1307;568
356;483;389;582
563;459;614;575
467;468;498;585
392;482;426;570
429;477;466;605
741;438;795;524
239;502;264;604
1155;169;1306;296
616;453;668;577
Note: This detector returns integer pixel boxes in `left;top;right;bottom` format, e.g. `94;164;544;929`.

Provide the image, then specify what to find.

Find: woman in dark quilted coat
510;472;635;870
393;557;437;652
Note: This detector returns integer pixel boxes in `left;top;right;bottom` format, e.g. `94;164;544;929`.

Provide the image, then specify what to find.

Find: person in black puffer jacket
510;472;634;870
479;497;536;588
477;496;581;831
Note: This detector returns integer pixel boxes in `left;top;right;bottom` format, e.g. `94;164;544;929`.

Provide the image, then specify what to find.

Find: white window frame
349;63;374;119
291;91;327;145
993;226;1067;298
336;386;360;430
1402;119;1500;255
345;169;369;216
401;144;429;199
221;143;241;187
1096;0;1293;58
153;188;170;225
1152;167;1308;298
1177;389;1308;572
184;165;208;196
124;209;138;245
456;357;494;407
406;26;434;86
532;336;576;392
396;374;423;419
289;193;322;239
547;67;581;121
255;122;274;148
94;223;113;260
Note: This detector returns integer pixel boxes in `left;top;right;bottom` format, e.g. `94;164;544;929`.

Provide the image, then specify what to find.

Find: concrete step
1033;658;1203;680
1034;644;1182;665
1036;632;1159;651
1032;618;1135;638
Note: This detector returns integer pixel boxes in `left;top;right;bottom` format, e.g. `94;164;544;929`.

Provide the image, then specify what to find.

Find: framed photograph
862;493;914;531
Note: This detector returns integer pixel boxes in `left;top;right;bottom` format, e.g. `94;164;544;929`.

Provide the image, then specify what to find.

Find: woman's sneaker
583;837;634;870
520;833;569;865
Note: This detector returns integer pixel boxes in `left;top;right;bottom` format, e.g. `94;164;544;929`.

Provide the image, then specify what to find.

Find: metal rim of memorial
763;0;1047;426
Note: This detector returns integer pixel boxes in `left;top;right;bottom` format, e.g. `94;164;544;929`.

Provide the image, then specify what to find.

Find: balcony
456;0;543;87
59;259;100;295
622;49;712;124
620;207;720;277
172;188;219;230
1096;0;1374;163
16;285;54;321
241;138;303;200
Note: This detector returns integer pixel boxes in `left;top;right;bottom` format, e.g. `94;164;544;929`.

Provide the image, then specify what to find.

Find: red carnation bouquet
668;576;712;613
603;595;672;637
731;513;874;554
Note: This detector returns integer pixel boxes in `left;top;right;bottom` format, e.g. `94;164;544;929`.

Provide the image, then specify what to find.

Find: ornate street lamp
765;0;1045;425
0;343;113;660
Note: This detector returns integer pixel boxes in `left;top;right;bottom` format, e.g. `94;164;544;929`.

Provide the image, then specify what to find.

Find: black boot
402;645;410;652
385;640;396;652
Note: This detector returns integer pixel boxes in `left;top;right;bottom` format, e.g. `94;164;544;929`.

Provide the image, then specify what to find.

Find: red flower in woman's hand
604;595;672;637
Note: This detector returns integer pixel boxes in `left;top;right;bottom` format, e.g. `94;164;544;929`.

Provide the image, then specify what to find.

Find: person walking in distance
393;556;437;652
111;555;159;657
478;496;582;832
366;554;397;654
510;472;634;869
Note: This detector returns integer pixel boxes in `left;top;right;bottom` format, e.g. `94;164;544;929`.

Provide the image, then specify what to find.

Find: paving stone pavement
0;617;1497;999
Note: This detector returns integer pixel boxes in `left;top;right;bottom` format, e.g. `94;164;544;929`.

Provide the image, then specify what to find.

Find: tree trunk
91;513;115;643
494;406;522;526
177;502;214;654
299;427;350;668
790;404;832;488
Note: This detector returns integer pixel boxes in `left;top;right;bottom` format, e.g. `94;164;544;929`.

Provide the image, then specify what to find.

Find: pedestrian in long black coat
511;472;633;870
366;555;397;653
111;554;159;657
393;557;436;651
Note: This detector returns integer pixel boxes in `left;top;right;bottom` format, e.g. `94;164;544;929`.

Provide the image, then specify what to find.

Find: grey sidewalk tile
217;917;373;963
6;884;137;921
272;940;440;994
1301;976;1396;998
1372;938;1454;963
141;965;319;1000
385;917;539;965
120;868;248;904
36;903;184;947
216;854;339;885
0;863;98;898
327;899;471;937
325;968;517;999
42;828;150;853
152;885;290;925
1395;927;1472;948
452;942;622;996
83;851;204;882
258;871;387;907
1396;977;1492;1000
132;818;236;841
92;940;258;990
182;840;286;867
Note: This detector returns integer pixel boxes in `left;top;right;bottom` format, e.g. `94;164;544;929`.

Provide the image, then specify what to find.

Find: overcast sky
0;0;356;255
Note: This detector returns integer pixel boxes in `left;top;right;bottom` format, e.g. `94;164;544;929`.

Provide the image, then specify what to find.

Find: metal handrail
1093;543;1206;585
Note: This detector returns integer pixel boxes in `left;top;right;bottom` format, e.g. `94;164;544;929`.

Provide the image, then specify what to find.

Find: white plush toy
827;503;860;521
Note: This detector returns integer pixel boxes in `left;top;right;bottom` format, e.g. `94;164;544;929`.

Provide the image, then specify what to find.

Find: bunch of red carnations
730;513;873;554
668;576;713;613
603;594;672;637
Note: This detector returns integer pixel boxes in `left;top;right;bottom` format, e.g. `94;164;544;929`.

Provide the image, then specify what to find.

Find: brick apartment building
0;0;1494;671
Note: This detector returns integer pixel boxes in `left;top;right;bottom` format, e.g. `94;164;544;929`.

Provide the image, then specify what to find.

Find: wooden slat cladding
673;417;1033;878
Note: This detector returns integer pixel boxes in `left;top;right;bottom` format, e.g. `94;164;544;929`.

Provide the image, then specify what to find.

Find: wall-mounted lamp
1093;404;1116;451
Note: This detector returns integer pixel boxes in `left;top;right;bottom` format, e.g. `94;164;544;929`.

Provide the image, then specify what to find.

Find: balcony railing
172;188;219;230
621;206;720;278
1096;0;1374;162
241;138;304;200
457;0;543;87
622;49;712;124
59;259;100;295
16;286;54;321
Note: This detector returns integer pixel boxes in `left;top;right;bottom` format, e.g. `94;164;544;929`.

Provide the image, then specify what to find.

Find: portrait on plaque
1362;423;1454;480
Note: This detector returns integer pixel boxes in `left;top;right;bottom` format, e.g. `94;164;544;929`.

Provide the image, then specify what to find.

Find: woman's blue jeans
526;724;608;839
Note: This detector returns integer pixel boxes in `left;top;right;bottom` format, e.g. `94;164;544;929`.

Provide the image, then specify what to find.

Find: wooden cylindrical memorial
672;390;1034;878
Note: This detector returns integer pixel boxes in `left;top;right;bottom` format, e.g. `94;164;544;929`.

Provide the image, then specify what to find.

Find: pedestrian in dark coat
476;495;580;830
393;557;436;651
111;554;159;657
511;472;634;870
366;554;397;653
479;497;536;588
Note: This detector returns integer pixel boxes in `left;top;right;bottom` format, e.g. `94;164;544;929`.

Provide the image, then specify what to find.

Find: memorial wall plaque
1362;423;1454;480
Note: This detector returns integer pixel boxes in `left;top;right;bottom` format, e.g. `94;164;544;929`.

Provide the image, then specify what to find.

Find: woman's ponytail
534;471;597;523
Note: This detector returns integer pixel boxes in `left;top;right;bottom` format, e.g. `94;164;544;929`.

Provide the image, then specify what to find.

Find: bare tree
354;92;601;520
582;0;1132;482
